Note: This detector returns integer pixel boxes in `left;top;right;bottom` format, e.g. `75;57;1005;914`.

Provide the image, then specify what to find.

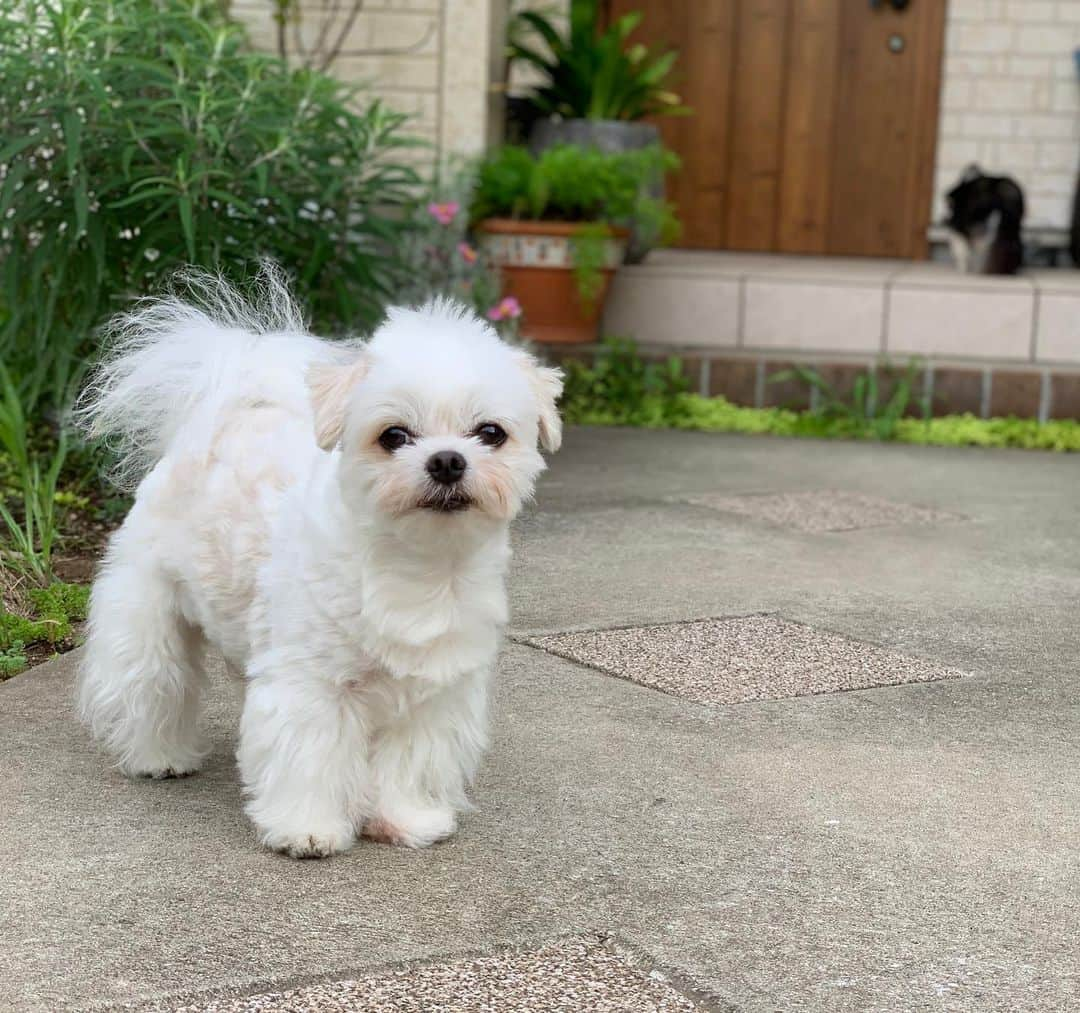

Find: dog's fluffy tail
74;264;328;490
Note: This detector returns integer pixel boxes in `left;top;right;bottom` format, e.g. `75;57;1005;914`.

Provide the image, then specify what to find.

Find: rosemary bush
0;0;421;580
0;0;420;411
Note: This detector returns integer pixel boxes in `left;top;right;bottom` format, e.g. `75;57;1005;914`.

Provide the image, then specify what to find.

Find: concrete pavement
2;428;1079;1011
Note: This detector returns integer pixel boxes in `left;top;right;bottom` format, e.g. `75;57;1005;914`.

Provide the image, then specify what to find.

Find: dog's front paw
121;743;206;780
364;803;457;849
261;822;355;859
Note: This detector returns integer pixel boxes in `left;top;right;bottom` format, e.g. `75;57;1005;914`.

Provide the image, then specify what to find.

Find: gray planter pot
529;118;660;156
528;118;665;264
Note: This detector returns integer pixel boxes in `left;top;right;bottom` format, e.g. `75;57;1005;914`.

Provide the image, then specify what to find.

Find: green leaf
178;194;196;260
62;110;82;178
0;133;41;163
73;174;88;235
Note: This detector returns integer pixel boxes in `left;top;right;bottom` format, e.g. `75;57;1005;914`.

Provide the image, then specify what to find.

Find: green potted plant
507;0;687;261
471;143;678;344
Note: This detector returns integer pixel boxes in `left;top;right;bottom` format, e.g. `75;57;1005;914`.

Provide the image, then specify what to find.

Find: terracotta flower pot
478;218;628;345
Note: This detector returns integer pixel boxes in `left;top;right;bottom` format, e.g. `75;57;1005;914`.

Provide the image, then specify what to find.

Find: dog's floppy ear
306;348;370;451
517;352;564;453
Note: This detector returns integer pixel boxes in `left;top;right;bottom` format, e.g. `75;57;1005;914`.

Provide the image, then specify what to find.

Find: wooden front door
605;0;946;258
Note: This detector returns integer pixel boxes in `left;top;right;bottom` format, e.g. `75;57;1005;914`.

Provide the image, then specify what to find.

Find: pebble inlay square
680;490;961;533
524;616;966;706
169;938;703;1012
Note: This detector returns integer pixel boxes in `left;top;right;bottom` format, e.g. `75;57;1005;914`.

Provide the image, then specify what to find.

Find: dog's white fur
74;268;562;858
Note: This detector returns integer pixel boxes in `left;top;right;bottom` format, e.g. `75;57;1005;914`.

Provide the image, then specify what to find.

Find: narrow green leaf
178;194;196;260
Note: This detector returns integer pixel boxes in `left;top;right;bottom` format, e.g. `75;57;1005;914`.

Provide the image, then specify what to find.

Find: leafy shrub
0;0;421;581
0;0;420;415
509;0;688;121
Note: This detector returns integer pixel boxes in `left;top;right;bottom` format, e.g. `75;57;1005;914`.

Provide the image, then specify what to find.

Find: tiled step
602;250;1080;367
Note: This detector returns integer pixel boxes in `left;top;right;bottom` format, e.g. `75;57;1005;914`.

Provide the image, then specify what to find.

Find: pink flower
458;242;478;264
427;201;460;226
487;296;522;321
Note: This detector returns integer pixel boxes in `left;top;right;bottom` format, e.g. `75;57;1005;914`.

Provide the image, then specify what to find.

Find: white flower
144;248;160;262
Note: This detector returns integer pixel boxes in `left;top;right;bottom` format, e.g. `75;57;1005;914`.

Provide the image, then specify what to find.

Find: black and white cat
944;165;1025;276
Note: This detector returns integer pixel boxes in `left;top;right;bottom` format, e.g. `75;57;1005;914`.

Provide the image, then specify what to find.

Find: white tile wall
602;252;1080;367
886;286;1035;360
603;271;741;348
934;1;1080;229
742;280;885;354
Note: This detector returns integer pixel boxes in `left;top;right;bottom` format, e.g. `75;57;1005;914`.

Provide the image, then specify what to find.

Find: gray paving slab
676;489;962;533
3;427;1080;1013
522;615;966;705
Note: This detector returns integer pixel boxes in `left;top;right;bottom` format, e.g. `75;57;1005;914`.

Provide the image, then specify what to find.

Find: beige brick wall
233;0;496;170
935;0;1080;228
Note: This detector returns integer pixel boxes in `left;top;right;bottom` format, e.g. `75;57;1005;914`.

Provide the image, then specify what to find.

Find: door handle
870;0;911;9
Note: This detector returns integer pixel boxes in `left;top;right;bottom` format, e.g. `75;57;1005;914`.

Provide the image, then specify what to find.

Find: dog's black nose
426;450;467;485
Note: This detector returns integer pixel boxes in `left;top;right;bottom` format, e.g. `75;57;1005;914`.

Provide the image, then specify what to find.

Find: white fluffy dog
74;268;562;858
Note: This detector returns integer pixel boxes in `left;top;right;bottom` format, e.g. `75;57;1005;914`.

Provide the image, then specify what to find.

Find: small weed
0;642;27;680
769;361;930;441
562;337;689;423
0;580;90;679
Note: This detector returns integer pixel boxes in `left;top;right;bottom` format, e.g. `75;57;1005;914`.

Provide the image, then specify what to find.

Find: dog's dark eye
474;423;507;448
378;426;413;452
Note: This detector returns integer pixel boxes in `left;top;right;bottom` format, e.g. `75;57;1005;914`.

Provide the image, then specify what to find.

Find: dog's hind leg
79;537;208;779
